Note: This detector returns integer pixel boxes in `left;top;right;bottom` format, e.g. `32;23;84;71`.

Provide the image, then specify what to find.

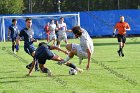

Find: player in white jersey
57;17;68;47
47;19;57;46
58;26;94;70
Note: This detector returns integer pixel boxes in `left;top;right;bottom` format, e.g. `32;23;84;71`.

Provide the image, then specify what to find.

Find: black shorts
11;37;16;42
117;34;126;43
34;46;54;64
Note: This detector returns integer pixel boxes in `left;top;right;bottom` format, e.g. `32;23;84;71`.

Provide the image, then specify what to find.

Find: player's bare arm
50;46;68;54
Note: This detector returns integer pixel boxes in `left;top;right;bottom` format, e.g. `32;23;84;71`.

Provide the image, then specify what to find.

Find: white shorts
58;33;67;42
49;34;56;40
71;43;88;59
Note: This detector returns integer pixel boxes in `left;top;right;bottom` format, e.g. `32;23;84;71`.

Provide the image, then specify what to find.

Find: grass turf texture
0;37;140;93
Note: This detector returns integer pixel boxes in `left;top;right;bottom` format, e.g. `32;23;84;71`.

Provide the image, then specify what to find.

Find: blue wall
1;10;140;41
80;10;140;37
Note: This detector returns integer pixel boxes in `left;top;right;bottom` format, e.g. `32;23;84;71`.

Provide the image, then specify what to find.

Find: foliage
0;0;24;14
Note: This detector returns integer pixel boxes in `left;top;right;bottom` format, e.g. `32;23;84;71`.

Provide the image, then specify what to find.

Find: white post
2;17;5;42
77;12;81;26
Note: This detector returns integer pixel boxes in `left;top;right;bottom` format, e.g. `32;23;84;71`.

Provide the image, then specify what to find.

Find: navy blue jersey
34;44;54;61
9;24;19;38
19;28;34;45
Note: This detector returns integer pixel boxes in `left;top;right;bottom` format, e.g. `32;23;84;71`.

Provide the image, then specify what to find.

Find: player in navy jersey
27;42;83;76
16;18;39;71
8;19;19;53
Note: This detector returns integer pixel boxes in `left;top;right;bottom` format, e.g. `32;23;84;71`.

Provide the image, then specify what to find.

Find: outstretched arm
50;46;68;54
27;60;36;76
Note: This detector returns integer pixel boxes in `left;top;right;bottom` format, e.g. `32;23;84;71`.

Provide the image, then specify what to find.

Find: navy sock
66;63;76;69
35;62;38;70
12;45;15;52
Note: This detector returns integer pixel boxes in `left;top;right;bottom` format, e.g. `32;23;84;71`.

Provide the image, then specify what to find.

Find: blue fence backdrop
0;10;140;41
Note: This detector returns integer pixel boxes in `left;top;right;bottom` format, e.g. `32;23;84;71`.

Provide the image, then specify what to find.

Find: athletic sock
64;56;71;62
66;63;76;69
12;45;15;52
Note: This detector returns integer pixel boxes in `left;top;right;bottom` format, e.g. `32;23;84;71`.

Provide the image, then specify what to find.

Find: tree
0;0;24;14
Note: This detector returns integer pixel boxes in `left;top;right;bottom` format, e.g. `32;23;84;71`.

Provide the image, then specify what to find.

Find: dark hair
12;19;17;22
25;17;32;22
60;17;64;20
72;26;82;36
38;42;47;47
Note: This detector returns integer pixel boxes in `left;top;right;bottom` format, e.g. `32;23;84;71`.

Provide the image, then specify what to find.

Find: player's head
120;16;125;22
38;42;47;47
12;19;17;25
25;17;32;28
50;19;54;24
60;17;64;22
72;26;82;38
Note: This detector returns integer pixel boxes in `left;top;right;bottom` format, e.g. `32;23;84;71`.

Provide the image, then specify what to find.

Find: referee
113;16;131;57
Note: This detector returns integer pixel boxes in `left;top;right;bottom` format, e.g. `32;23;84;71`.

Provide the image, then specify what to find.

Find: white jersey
49;24;56;35
79;28;94;54
58;22;67;35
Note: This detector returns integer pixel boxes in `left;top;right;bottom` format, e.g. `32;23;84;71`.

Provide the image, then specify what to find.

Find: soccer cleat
78;68;83;73
26;65;31;69
35;68;40;71
47;69;52;76
117;50;121;57
122;53;124;57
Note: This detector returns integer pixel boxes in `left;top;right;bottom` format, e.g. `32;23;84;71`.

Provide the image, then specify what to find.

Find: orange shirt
114;22;130;35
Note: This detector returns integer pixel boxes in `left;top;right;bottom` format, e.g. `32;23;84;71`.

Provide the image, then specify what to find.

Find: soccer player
8;19;19;53
57;17;68;48
113;16;131;57
58;26;94;70
44;22;50;42
27;42;83;76
47;19;57;46
16;18;39;71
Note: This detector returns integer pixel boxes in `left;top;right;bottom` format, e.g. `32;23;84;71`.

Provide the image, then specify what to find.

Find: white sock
64;56;71;62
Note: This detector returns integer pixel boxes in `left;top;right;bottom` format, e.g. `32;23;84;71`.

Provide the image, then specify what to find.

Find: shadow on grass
0;71;17;74
94;41;140;46
0;80;20;84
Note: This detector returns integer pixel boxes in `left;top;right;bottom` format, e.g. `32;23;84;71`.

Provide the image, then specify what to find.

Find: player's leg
52;35;57;46
117;34;122;56
64;33;68;45
25;46;39;71
11;38;15;52
51;54;83;73
121;35;126;57
38;59;52;76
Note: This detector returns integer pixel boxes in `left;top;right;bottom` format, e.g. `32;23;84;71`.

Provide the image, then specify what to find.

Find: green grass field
0;37;140;93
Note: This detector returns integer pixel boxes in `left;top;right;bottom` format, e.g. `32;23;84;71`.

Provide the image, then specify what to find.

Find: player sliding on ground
27;42;83;76
58;26;94;70
113;16;131;57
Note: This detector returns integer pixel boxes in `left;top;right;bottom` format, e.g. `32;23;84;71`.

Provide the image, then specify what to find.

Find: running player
16;18;39;71
27;42;83;76
113;16;131;57
58;26;94;70
8;19;19;53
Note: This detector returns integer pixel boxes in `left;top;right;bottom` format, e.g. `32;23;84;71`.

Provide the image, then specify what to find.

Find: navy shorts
11;37;16;42
34;46;54;64
24;44;35;56
117;34;126;43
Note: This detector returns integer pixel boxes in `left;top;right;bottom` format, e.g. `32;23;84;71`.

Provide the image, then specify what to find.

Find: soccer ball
69;68;77;75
